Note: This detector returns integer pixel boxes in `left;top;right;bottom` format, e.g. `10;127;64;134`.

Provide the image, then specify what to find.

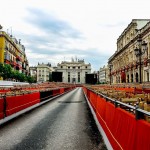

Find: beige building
99;65;107;83
108;19;150;84
56;59;91;83
29;66;37;80
36;63;54;82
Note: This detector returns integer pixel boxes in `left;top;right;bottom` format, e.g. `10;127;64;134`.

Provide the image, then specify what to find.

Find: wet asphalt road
0;87;107;150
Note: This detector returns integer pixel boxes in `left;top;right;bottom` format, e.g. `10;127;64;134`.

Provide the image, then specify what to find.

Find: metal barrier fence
88;88;150;120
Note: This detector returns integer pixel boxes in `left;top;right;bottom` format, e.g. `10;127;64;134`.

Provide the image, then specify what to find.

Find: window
61;66;63;68
78;66;80;69
78;77;80;82
68;77;70;82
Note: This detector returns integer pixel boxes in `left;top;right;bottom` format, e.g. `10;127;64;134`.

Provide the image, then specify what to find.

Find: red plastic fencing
0;98;4;119
83;87;150;150
6;92;40;116
53;89;60;96
60;88;64;94
0;86;76;120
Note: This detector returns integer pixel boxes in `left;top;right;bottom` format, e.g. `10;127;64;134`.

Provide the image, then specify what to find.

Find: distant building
29;66;37;80
36;63;54;82
99;65;108;83
56;59;91;83
0;27;29;77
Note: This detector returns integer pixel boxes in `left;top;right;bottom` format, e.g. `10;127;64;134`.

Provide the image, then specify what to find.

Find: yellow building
0;27;29;79
108;19;150;84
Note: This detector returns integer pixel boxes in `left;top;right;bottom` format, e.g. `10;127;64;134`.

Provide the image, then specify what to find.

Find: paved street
0;87;107;150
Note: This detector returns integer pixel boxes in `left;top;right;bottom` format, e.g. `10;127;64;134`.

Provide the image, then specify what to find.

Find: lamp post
134;35;147;83
109;64;113;85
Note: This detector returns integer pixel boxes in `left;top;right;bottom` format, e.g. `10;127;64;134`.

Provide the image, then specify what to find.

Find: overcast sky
0;0;150;71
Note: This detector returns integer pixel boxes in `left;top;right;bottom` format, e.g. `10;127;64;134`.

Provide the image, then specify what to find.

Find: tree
0;63;4;78
0;63;36;83
1;64;12;80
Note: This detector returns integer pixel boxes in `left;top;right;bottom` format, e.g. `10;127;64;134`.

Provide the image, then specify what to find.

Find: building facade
56;59;91;83
36;63;54;82
108;19;150;84
29;66;37;81
0;28;29;76
99;65;107;83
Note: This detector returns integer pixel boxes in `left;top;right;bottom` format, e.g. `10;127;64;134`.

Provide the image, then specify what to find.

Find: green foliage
0;63;35;83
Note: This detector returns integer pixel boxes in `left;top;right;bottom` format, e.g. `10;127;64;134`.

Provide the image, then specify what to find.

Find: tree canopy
0;63;36;83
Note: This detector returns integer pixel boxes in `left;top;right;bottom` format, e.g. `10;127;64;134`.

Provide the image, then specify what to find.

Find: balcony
4;59;10;65
10;60;17;67
16;63;22;70
16;56;22;61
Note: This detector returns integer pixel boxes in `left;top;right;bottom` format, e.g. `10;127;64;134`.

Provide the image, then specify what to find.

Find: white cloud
0;0;150;71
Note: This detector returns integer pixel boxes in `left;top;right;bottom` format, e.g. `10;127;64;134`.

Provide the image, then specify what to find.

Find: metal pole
139;50;142;83
110;66;111;85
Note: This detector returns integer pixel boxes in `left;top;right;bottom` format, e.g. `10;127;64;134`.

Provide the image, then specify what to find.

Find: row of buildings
30;59;91;84
99;19;150;84
1;19;150;84
0;26;29;75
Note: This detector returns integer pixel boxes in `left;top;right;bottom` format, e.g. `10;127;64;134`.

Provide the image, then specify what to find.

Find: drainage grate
58;101;83;103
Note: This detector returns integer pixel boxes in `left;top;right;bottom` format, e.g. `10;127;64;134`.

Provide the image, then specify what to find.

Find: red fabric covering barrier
96;96;106;120
112;108;136;150
134;88;143;94
0;89;10;93
89;91;97;112
143;88;150;93
53;89;60;96
83;87;150;150
115;87;134;93
6;92;40;116
135;120;150;150
60;88;64;94
0;98;4;119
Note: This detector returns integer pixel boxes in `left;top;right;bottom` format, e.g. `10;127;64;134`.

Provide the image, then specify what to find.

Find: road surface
0;87;107;150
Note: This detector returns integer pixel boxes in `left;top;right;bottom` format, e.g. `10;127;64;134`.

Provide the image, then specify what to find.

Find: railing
83;87;150;150
88;88;150;120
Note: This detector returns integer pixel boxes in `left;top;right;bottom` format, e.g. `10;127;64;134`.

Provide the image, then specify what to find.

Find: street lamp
134;35;147;83
109;64;113;85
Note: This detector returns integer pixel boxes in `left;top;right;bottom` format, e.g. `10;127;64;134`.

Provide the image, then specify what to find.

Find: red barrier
83;87;150;150
136;120;150;150
113;108;136;150
6;92;40;116
96;96;106;120
60;88;64;94
89;91;97;112
53;89;60;96
0;98;4;119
